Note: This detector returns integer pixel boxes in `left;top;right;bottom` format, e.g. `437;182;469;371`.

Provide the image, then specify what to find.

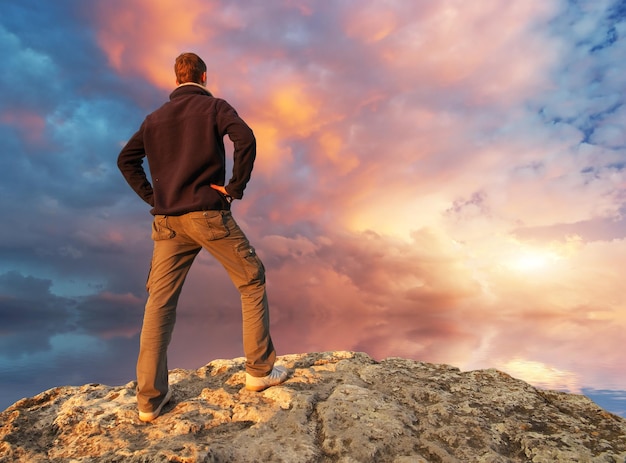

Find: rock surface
1;351;625;462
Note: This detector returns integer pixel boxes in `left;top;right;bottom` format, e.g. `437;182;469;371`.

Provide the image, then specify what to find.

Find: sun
509;250;558;272
506;245;562;273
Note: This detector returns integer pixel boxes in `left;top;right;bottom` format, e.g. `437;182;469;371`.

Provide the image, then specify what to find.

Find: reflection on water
497;358;583;393
0;326;146;413
0;349;136;412
584;389;626;418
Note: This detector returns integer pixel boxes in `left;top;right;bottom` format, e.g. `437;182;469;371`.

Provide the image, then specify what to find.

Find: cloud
89;0;231;90
0;0;625;413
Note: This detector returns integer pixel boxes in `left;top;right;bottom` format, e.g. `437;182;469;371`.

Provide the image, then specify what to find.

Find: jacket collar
170;82;213;99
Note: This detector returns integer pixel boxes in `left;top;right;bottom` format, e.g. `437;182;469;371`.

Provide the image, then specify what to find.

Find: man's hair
174;53;207;84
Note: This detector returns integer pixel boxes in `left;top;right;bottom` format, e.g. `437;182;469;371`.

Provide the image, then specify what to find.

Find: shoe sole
245;383;275;392
139;389;172;422
245;370;289;392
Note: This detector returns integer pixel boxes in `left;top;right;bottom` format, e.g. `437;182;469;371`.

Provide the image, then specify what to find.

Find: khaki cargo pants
136;210;276;413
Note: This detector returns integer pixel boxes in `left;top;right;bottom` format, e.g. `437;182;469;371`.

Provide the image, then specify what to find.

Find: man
117;52;288;422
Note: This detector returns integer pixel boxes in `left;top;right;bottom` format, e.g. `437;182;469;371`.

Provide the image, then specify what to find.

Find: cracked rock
1;351;625;462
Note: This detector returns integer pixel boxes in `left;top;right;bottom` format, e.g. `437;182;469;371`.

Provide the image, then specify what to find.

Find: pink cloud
1;110;47;147
88;1;625;396
89;0;218;89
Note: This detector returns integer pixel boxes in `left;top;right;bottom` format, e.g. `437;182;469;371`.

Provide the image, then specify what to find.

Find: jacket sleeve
217;100;256;200
117;124;154;206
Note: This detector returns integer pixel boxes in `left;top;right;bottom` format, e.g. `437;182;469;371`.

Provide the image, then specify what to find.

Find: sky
0;0;625;417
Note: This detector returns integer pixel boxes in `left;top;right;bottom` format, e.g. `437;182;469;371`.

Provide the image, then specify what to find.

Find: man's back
118;84;256;215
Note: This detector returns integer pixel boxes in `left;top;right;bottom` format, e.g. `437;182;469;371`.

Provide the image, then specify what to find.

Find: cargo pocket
192;211;230;241
151;216;176;241
236;242;265;284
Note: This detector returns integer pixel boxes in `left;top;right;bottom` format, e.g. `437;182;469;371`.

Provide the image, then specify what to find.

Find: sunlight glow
498;358;581;393
508;249;561;272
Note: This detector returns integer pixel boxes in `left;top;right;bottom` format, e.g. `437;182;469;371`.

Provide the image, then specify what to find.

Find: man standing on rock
117;52;288;422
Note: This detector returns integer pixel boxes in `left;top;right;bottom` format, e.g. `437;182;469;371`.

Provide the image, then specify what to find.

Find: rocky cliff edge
1;351;625;462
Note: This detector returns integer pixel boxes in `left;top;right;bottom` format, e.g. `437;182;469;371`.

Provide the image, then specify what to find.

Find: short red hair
174;53;207;84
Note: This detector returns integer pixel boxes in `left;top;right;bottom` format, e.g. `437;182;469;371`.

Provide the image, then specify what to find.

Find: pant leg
137;215;200;412
180;210;276;377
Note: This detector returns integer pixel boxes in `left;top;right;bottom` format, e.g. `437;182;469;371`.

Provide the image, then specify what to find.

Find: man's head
174;52;207;85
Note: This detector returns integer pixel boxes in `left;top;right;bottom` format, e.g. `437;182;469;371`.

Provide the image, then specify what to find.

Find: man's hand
211;184;233;203
210;184;227;195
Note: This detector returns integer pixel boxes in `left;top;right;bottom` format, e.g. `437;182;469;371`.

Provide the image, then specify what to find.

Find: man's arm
216;100;256;200
117;127;154;206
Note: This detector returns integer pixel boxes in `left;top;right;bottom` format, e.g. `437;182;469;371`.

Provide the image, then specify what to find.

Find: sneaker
138;389;172;422
245;365;289;392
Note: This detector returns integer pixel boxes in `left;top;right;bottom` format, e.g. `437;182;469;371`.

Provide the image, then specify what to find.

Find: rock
1;351;625;462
